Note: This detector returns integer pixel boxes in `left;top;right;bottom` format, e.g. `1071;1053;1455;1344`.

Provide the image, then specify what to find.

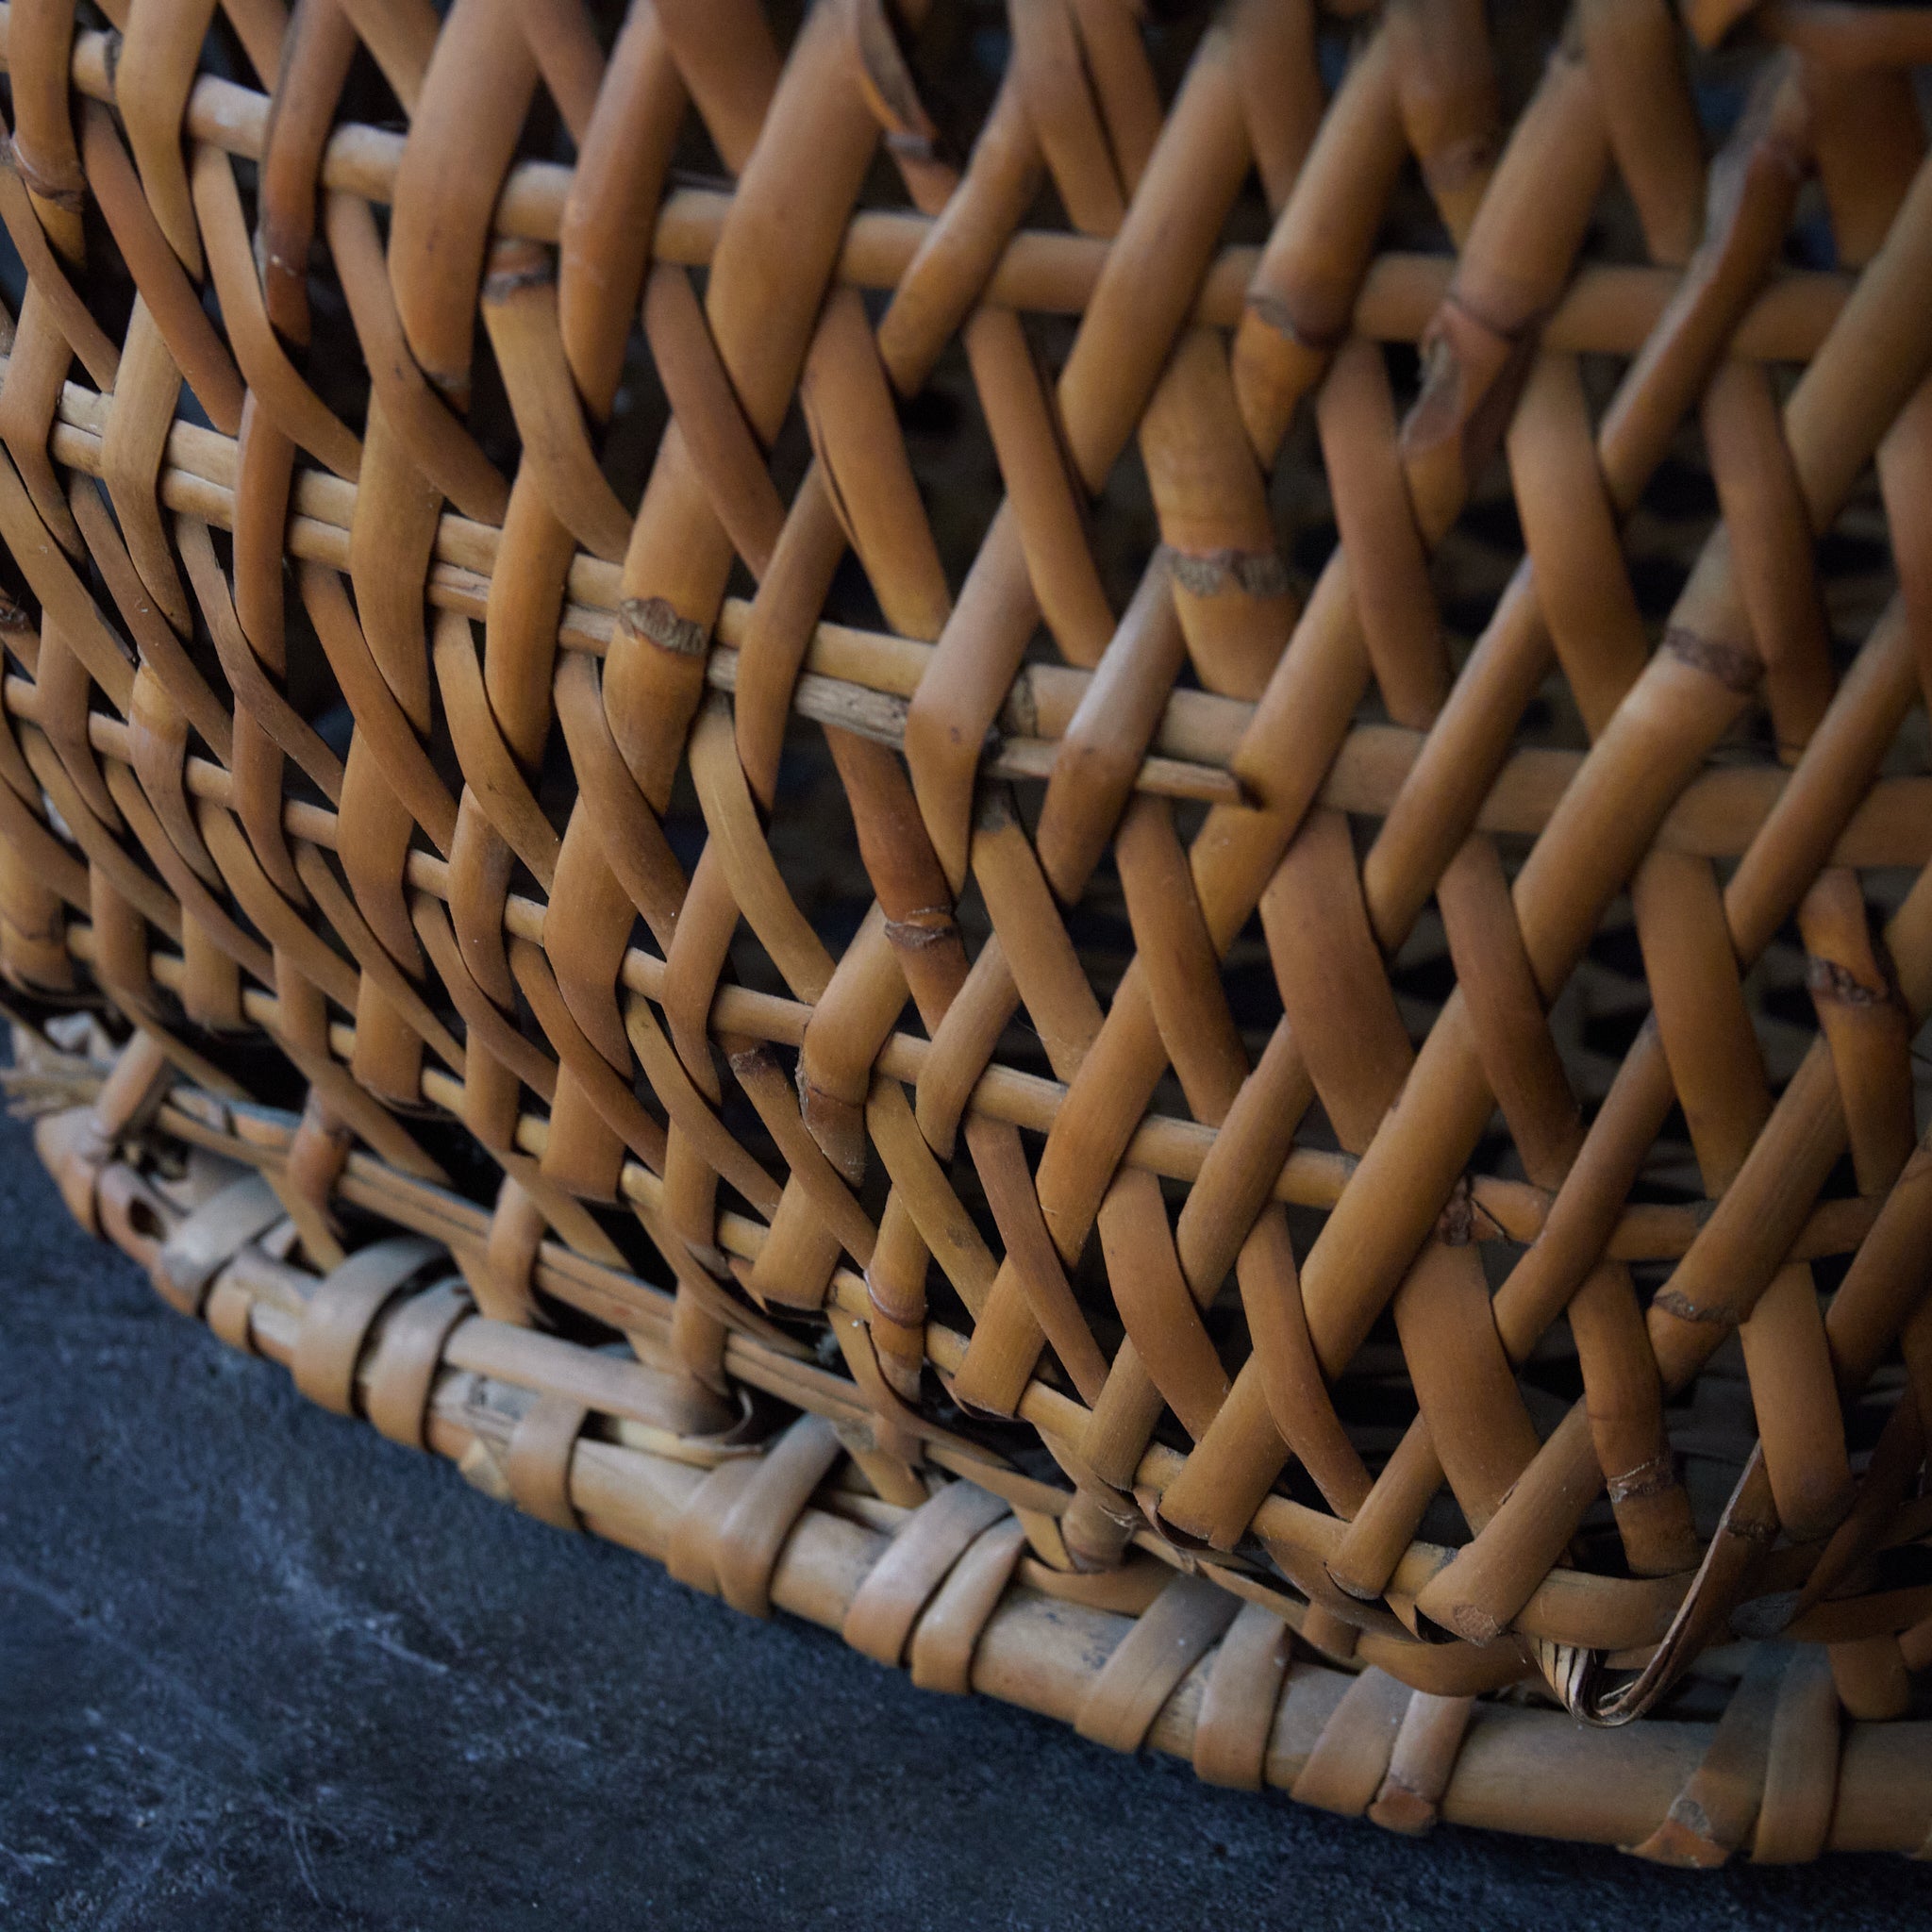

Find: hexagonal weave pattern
2;0;1930;1862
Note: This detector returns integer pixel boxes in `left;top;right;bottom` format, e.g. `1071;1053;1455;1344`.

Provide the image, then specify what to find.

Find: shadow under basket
2;0;1931;1867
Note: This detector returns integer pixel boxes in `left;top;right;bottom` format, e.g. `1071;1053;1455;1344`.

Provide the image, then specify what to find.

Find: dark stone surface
1;1108;1927;1931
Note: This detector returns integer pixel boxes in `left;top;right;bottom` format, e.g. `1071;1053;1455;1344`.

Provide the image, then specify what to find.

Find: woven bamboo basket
3;0;1932;1866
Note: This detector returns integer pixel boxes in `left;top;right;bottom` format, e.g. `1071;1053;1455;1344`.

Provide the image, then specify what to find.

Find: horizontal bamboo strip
22;373;1927;864
105;1068;1926;1663
0;8;1853;358
51;897;1884;1273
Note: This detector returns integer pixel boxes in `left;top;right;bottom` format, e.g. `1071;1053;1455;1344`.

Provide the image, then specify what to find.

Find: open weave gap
0;0;1930;1857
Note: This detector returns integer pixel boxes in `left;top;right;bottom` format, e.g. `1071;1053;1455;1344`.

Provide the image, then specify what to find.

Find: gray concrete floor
2;1106;1926;1930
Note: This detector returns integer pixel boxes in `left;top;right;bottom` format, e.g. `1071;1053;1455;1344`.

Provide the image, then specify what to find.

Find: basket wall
1;0;1930;1863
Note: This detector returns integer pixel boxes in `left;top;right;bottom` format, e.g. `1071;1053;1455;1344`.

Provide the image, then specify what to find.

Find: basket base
8;1023;1930;1864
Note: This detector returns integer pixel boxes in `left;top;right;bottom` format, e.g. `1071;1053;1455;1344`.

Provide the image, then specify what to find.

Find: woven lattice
3;0;1932;1861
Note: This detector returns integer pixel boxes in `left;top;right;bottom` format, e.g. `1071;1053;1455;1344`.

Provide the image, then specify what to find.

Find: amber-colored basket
3;0;1931;1864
